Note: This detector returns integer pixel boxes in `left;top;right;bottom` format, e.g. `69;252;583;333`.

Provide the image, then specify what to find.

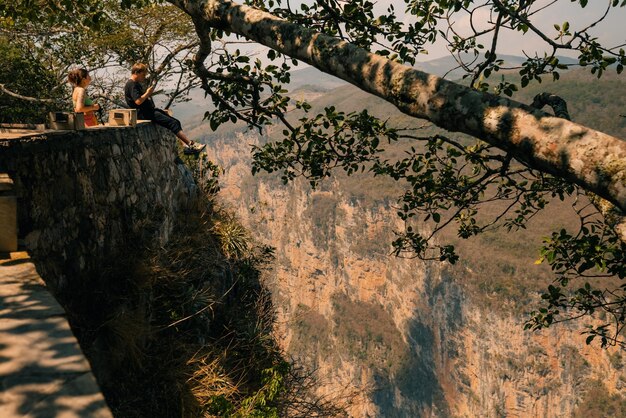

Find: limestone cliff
200;124;626;417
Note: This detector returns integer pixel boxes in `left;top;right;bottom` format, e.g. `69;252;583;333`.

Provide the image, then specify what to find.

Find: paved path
0;129;48;140
0;252;112;418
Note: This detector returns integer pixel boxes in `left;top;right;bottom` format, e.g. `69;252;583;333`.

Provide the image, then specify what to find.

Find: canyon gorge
191;77;626;417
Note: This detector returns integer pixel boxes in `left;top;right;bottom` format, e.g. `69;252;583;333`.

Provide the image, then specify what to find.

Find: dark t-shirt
124;79;155;120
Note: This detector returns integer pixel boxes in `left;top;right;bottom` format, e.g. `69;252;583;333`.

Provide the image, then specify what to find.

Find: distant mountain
287;54;578;88
415;54;578;79
176;54;580;127
286;65;347;90
170;65;347;125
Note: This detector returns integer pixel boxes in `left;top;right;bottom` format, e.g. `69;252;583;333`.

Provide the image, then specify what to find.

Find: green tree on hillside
3;0;626;348
0;1;200;122
0;37;60;123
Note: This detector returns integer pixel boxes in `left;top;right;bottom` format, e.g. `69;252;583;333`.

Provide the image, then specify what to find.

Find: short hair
131;63;148;75
68;68;89;86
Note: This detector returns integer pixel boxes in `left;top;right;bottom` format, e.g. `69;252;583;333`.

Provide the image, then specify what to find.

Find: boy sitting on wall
124;63;205;155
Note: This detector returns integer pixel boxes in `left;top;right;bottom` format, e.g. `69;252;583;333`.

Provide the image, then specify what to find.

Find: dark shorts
152;109;182;135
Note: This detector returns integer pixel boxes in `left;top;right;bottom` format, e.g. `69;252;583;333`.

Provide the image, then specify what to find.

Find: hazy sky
419;0;626;60
282;0;626;61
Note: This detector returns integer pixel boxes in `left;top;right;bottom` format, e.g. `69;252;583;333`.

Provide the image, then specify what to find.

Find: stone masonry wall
0;123;196;295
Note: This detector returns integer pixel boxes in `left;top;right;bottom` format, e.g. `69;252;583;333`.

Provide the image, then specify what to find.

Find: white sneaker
191;142;206;152
184;142;206;154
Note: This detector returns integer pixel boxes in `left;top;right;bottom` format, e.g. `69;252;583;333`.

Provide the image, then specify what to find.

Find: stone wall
0;123;196;294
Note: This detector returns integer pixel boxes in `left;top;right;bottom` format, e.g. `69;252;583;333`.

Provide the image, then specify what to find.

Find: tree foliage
0;0;200;121
0;36;61;122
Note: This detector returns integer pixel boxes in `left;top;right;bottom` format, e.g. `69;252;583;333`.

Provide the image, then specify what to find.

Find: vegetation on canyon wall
2;0;626;347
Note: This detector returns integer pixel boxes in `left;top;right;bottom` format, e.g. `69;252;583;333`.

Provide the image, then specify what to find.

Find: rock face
0;123;196;294
204;128;626;417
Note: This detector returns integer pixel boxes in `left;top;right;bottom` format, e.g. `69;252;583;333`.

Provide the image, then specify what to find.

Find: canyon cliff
193;82;626;417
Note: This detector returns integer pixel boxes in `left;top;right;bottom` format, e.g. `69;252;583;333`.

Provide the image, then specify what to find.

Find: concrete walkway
0;252;112;418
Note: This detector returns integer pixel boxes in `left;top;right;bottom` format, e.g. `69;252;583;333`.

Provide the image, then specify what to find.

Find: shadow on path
0;253;112;418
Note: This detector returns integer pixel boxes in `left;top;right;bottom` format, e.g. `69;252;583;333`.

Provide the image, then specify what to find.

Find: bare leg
176;130;191;146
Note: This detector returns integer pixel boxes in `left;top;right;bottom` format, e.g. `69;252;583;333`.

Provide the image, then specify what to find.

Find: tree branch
530;92;626;243
0;83;56;104
171;0;626;213
153;40;200;79
530;93;570;120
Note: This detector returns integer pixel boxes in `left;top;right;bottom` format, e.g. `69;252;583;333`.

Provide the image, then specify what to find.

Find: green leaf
521;76;529;88
209;116;219;131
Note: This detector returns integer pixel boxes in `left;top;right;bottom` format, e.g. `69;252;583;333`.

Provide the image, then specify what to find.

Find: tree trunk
171;0;626;213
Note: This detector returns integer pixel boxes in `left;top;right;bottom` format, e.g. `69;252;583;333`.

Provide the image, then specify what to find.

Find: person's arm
133;84;154;106
74;87;99;112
